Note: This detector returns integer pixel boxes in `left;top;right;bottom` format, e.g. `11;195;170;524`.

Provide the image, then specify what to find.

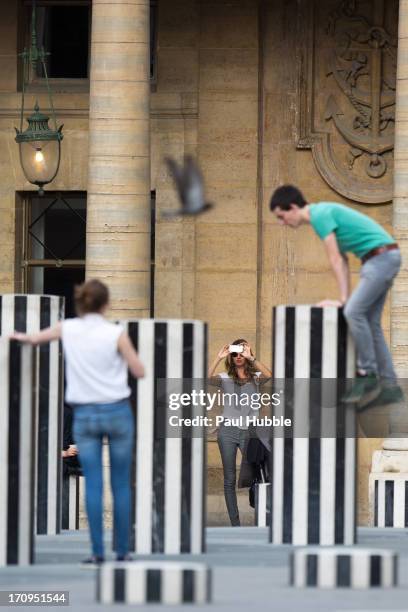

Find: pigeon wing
183;156;206;212
165;157;187;206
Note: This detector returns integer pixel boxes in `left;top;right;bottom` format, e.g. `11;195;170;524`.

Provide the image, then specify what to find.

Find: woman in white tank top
12;280;144;565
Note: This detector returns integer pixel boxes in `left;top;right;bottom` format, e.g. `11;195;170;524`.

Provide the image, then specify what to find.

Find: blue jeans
72;399;134;558
343;250;401;382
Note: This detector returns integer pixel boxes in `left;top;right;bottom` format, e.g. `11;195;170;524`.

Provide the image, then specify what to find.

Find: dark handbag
249;480;257;508
63;456;83;477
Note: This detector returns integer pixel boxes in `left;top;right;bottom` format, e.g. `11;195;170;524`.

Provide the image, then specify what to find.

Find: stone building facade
0;0;407;524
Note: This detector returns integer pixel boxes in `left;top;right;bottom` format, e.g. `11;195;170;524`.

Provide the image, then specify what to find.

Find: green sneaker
357;385;405;412
342;373;380;404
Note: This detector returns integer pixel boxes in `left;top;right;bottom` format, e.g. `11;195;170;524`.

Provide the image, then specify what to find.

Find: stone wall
0;1;89;293
260;0;395;525
0;0;399;526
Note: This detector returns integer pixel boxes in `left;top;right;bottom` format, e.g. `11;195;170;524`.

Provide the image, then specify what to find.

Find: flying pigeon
162;156;213;217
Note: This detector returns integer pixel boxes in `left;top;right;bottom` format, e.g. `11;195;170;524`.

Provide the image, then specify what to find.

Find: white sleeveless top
61;314;131;405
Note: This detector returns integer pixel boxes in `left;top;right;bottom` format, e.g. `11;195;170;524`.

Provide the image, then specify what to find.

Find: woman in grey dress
208;339;271;526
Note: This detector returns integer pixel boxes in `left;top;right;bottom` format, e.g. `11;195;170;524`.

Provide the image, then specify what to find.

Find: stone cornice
0;92;198;118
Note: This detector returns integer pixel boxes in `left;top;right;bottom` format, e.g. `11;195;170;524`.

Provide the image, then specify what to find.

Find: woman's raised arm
10;322;62;346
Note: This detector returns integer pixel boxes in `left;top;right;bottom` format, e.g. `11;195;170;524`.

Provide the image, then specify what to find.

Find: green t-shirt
309;202;394;258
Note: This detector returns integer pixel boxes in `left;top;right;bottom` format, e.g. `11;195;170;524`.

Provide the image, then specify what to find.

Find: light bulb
35;149;44;163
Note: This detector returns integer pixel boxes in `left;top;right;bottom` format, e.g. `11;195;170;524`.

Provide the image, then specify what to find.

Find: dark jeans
73;399;134;557
217;425;249;526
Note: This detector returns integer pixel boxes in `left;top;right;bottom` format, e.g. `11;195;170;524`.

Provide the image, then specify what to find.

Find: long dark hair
224;338;257;383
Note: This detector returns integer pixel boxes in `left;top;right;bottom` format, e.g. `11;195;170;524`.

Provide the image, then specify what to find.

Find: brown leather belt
361;243;399;264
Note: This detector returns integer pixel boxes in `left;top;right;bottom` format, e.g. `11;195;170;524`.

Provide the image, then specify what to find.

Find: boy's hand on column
316;299;344;307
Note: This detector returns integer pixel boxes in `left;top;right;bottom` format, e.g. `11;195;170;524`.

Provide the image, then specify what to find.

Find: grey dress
216;372;261;526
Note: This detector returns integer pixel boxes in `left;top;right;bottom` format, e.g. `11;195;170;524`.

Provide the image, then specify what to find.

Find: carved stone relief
297;0;398;203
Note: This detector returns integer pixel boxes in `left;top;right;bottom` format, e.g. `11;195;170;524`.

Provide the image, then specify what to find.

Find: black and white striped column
0;294;65;536
370;474;408;528
290;548;398;588
97;561;212;604
271;305;356;545
255;483;270;527
124;319;207;554
0;339;35;566
61;475;82;531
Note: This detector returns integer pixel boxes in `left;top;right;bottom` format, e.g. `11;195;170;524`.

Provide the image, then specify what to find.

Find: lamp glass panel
19;139;60;185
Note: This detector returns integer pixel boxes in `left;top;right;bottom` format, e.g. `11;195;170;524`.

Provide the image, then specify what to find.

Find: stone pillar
392;0;408;377
61;475;81;531
290;548;398;589
371;0;408;515
0;295;64;537
97;562;212;604
124;319;207;554
270;305;357;545
255;482;270;528
0;340;35;566
369;439;408;527
86;0;151;319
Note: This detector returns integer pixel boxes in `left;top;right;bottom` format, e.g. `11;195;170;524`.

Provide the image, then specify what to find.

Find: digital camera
229;344;243;354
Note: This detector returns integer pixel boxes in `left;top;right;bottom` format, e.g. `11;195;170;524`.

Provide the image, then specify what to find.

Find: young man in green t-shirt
270;184;402;408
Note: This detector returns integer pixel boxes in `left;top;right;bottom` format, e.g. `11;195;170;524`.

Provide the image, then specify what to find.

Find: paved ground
1;527;408;611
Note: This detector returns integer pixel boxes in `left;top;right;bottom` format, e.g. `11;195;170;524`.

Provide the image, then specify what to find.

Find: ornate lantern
15;0;63;196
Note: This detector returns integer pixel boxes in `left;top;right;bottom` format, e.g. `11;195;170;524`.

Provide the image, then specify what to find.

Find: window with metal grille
21;1;158;86
22;192;86;317
20;191;156;317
